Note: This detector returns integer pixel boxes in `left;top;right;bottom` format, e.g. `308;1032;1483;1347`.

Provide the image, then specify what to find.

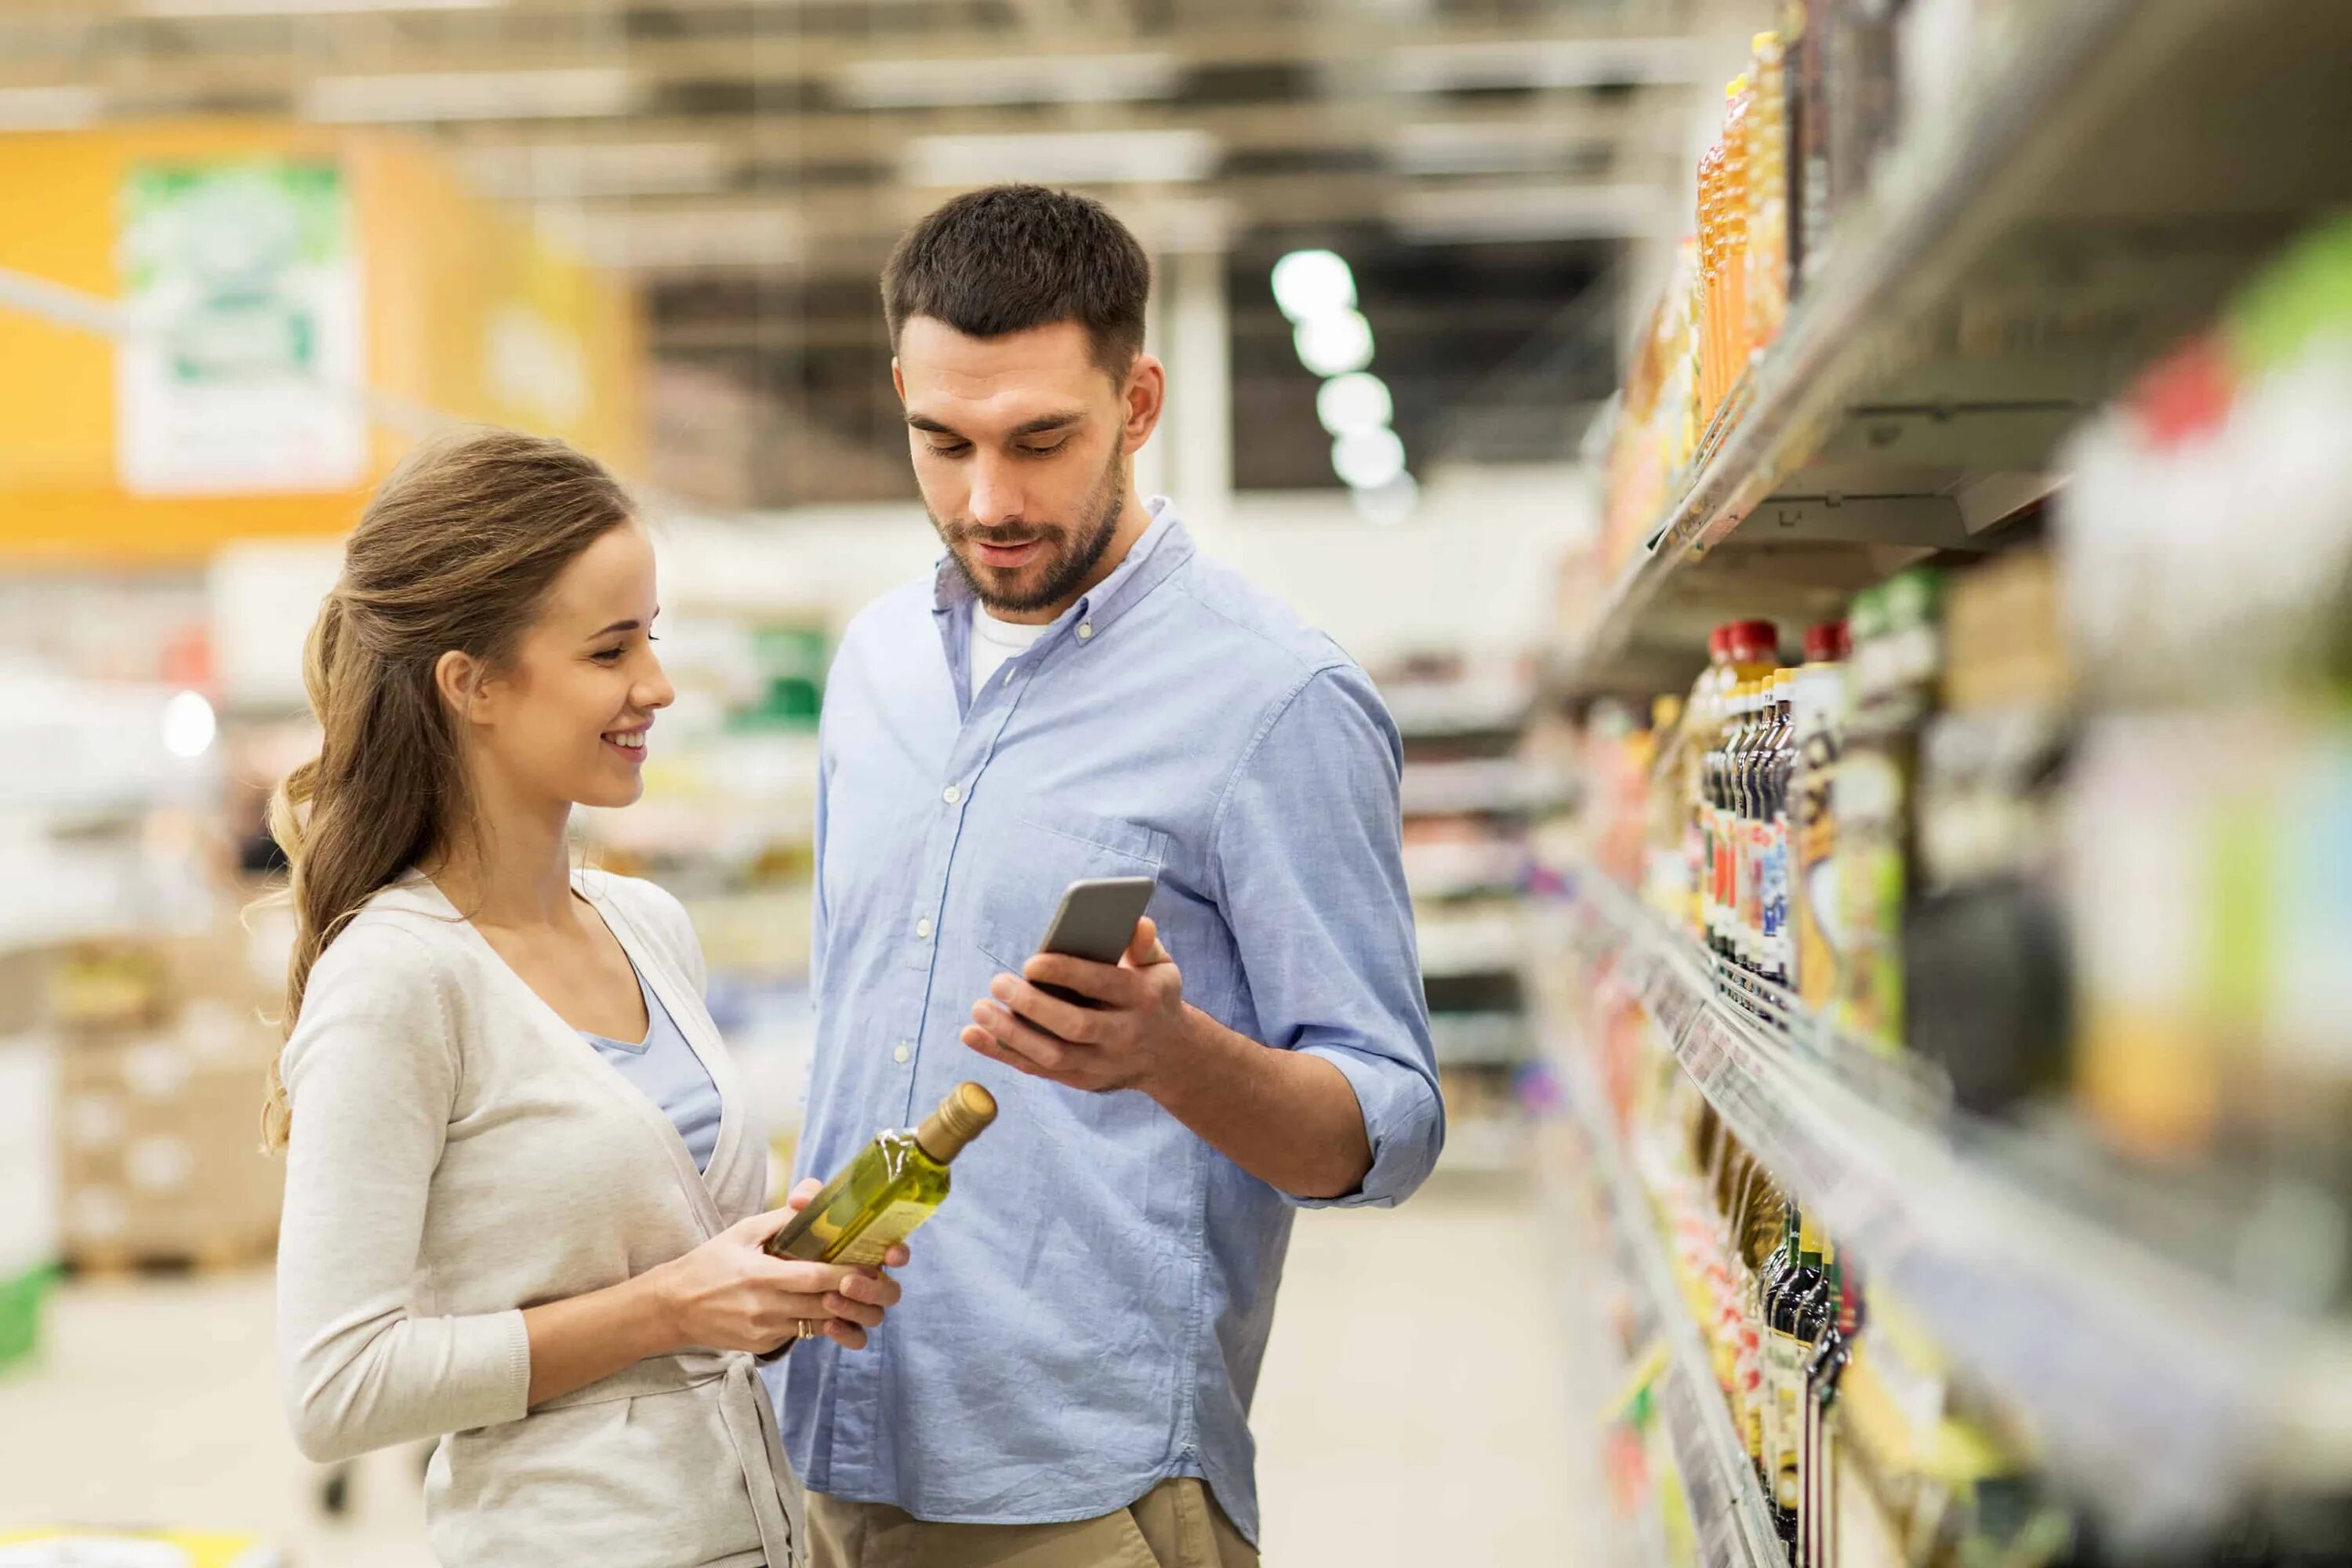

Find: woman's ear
434;649;485;724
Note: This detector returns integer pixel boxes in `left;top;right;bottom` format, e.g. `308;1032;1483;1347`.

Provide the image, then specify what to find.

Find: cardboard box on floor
57;954;285;1270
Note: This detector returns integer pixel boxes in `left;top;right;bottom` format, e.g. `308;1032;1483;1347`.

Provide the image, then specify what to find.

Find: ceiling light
1294;310;1374;378
902;129;1216;188
0;86;100;130
1316;372;1395;439
1332;428;1406;492
462;141;731;199
140;0;501;14
304;68;633;124
537;206;802;272
837;52;1181;110
1387;37;1703;93
162;691;217;760
1352;471;1421;526
1389;183;1671;243
1270;249;1356;324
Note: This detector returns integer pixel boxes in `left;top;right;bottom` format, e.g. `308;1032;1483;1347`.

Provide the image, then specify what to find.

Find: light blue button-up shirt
776;499;1443;1543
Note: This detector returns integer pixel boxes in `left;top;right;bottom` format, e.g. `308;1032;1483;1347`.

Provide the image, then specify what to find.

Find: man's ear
891;358;906;403
1121;354;1167;455
434;649;485;724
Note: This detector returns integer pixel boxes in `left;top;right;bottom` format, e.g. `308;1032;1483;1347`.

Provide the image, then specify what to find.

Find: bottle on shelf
1835;572;1943;1051
1746;30;1792;350
1792;621;1850;1011
1759;668;1801;988
1767;1210;1828;1547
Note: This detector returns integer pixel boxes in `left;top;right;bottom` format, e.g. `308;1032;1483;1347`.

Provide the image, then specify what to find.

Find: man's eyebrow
904;411;1087;439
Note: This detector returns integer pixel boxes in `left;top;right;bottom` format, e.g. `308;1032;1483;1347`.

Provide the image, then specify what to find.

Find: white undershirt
969;607;1051;699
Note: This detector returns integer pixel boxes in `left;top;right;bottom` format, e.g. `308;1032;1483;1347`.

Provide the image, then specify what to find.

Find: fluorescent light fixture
1389;183;1671;243
1389;122;1609;177
1352;471;1421;526
162;691;217;760
463;141;731;199
1332;428;1406;492
837;52;1181;109
902;129;1216;188
1270;249;1356;324
538;206;802;271
1316;372;1394;439
305;67;633;124
0;86;100;130
140;0;500;15
1388;37;1703;93
1294;310;1374;378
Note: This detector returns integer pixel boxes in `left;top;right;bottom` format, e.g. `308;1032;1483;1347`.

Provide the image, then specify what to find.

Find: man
782;183;1443;1566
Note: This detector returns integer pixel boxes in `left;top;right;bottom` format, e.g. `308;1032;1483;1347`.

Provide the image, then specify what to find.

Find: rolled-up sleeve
1208;664;1444;1208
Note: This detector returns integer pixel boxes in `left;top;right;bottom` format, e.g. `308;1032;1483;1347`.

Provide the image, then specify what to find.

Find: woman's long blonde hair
260;428;636;1152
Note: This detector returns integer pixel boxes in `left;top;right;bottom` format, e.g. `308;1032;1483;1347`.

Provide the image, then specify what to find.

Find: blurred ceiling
0;0;1715;505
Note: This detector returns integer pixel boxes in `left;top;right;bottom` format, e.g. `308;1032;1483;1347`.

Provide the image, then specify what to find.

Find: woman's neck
425;772;578;931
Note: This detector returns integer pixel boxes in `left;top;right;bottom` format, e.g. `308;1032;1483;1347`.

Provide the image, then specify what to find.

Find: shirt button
916;916;933;940
1076;622;1095;641
942;784;961;804
893;1044;911;1065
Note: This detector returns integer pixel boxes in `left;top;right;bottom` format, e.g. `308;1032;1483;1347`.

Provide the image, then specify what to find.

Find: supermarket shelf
1428;1011;1529;1069
1414;911;1524;980
1544;866;2352;1540
1555;1036;1783;1568
1552;0;2352;695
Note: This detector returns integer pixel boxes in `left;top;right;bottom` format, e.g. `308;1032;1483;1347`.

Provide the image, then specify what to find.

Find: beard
932;443;1126;616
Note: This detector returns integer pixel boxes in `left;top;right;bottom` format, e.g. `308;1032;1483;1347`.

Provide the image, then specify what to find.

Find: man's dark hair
883;184;1152;375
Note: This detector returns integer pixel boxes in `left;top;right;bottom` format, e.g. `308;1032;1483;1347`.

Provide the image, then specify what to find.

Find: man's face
895;316;1146;618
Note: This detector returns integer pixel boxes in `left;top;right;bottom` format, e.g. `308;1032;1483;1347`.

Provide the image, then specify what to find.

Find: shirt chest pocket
971;810;1171;974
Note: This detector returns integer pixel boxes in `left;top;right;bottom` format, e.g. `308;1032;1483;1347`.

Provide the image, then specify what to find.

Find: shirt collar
930;495;1195;643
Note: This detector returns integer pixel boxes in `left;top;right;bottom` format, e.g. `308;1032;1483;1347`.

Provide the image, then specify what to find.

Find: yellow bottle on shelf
767;1082;999;1267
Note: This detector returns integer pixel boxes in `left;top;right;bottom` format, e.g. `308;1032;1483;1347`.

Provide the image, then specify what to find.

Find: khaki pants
807;1479;1259;1568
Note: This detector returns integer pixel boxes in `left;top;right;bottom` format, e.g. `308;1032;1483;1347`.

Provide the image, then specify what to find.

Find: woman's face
463;520;674;812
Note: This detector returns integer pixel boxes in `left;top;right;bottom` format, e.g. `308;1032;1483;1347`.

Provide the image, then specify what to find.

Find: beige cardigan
275;869;803;1568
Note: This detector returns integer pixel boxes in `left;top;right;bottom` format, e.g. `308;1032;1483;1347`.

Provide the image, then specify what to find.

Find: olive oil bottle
767;1082;998;1268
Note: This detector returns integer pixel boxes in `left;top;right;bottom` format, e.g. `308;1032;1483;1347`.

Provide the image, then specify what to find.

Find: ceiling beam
0;17;1707;96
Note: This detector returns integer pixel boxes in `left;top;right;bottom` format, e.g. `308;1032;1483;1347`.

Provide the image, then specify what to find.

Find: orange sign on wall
0;122;644;564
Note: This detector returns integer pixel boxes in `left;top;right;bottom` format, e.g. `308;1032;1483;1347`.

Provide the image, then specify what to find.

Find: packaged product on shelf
1747;31;1794;351
1703;622;1785;966
1835;570;1943;1051
1792;621;1851;1011
1904;549;2072;1117
2057;215;2352;1185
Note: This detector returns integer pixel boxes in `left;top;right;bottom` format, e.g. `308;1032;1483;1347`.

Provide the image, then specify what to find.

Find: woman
267;428;895;1568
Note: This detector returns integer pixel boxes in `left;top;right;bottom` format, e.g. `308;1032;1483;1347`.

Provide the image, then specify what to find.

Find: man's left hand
960;917;1187;1094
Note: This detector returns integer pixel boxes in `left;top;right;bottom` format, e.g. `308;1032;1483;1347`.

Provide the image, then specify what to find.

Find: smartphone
1031;875;1159;1007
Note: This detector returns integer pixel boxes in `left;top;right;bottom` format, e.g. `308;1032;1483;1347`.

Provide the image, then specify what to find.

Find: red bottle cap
1709;626;1732;663
1730;619;1780;662
1803;621;1849;663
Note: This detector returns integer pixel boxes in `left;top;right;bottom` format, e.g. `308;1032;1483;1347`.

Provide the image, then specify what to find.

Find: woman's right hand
650;1201;904;1354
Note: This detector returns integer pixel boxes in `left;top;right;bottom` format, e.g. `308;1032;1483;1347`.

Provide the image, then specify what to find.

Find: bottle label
1766;1327;1805;1514
833;1200;938;1266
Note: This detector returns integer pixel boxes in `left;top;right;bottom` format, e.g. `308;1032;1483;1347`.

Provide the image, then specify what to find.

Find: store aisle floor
0;1175;1581;1565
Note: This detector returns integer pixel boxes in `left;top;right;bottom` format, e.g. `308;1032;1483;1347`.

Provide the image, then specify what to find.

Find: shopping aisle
0;1177;1582;1565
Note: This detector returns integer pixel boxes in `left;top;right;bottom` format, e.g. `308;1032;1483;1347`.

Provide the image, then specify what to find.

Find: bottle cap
915;1082;999;1163
1709;625;1732;663
1730;619;1780;662
1803;621;1849;663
